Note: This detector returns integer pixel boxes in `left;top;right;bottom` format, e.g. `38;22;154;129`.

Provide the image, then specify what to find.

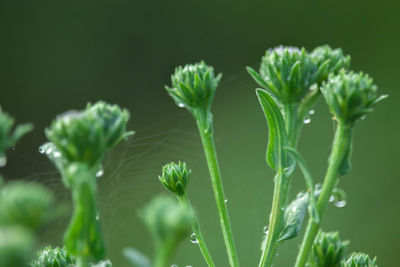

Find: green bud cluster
0;226;35;267
159;161;191;196
321;71;387;125
309;231;349;267
0;182;55;231
45;101;133;169
140;195;194;249
248;45;350;106
165;61;222;113
0;106;32;162
30;246;75;267
341;252;378;267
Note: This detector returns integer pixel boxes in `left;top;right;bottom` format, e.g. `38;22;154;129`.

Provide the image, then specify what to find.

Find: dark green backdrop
1;0;399;266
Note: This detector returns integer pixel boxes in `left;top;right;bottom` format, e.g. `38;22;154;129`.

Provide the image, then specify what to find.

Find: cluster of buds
248;45;350;115
309;231;349;267
321;71;387;125
30;246;75;267
341;252;378;267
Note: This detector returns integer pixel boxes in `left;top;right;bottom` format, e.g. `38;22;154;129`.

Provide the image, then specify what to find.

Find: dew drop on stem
309;109;315;115
190;233;199;244
303;117;311;124
263;225;269;234
334;200;347;208
0;156;7;167
96;169;104;178
224;199;228;203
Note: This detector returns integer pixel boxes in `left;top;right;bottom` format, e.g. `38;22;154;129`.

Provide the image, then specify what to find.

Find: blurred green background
1;0;399;266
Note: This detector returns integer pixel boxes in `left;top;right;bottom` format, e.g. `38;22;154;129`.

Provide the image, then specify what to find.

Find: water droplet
263;225;269;234
45;146;53;155
224;199;228;203
309;109;315;115
334;200;347;208
315;183;322;190
96;214;100;220
190;233;199;244
53;151;61;158
11;147;15;151
39;146;45;154
360;115;366;120
178;103;185;108
0;156;7;167
303;118;311;124
171;264;178;267
185;265;192;267
329;195;335;202
96;169;104;178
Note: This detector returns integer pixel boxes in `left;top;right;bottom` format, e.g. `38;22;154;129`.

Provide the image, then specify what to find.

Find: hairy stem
194;110;239;267
294;123;352;267
179;194;216;267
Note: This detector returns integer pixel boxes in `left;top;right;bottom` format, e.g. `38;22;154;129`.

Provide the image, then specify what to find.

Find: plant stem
194;110;239;267
154;244;173;267
258;105;297;267
294;123;352;267
179;194;216;267
258;169;288;267
76;256;89;267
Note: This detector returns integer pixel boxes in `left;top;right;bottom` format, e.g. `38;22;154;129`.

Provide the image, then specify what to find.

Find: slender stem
154;244;173;267
76;256;89;267
294;123;352;267
258;170;288;267
179;194;216;267
258;105;297;267
194;110;239;267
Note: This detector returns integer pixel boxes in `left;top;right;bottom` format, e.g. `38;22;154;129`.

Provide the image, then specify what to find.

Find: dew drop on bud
334;200;347;208
96;169;104;178
39;146;45;154
190;233;199;244
0;156;7;167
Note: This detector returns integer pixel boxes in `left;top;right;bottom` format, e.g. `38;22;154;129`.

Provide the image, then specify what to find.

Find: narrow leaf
256;89;288;170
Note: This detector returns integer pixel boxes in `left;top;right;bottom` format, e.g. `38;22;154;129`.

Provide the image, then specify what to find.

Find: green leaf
256;89;289;170
123;248;151;267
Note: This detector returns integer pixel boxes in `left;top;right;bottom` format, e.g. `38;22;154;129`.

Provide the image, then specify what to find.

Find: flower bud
248;45;350;106
165;61;222;112
311;45;351;83
30;246;75;267
0;182;55;231
140;195;194;249
0;226;35;267
341;252;378;267
309;231;349;267
159;161;191;196
0;106;32;161
321;71;387;125
45;101;133;168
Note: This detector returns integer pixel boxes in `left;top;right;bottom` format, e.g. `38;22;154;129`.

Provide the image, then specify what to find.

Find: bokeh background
1;0;399;266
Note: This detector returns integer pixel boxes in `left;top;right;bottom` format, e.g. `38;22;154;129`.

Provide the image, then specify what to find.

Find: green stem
194;110;239;267
76;256;89;267
179;194;216;267
154;244;173;267
258;170;288;267
294;123;352;267
258;105;298;267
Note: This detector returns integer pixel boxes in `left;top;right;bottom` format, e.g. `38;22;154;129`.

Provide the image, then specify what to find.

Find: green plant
0;44;386;267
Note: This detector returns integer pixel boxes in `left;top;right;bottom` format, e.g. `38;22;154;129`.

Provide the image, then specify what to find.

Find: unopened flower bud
309;231;349;267
321;71;387;125
159;161;190;196
165;61;222;113
341;252;378;267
